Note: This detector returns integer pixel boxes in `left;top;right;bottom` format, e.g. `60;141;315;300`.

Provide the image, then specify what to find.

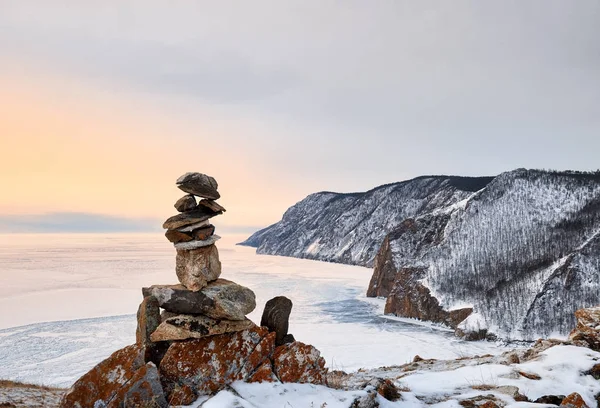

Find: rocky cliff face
371;169;600;340
243;168;600;340
240;176;494;267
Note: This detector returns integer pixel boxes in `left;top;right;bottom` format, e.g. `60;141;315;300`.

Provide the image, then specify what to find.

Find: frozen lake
0;233;508;388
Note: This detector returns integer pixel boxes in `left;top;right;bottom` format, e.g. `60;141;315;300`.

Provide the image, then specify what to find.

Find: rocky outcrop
61;172;329;407
240;176;493;266
367;169;600;340
569;306;600;351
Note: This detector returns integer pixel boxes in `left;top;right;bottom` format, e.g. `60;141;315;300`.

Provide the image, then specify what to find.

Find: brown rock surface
143;279;256;320
569;307;600;351
175;244;221;291
165;229;193;243
384;266;472;329
261;296;293;346
159;326;272;396
150;315;255;342
272;341;327;384
248;360;277;383
136;296;161;346
366;236;397;298
174;194;197;212
162;207;221;230
561;392;589;408
176;172;220;200
192;224;215;241
59;344;146;408
198;199;226;213
167;384;197;406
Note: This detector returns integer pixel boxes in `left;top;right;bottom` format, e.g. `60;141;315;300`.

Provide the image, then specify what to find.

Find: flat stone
192;224;215;241
150;315;255;342
159;326;273;396
174;194;197;212
176;172;220;200
272;341;327;384
178;220;210;232
175;243;221;291
162;208;221;230
174;235;220;250
165;229;193;243
142;279;255;320
198;199;226;213
261;296;293;346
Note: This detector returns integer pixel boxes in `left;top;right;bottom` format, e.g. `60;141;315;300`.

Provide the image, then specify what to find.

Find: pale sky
1;1;599;232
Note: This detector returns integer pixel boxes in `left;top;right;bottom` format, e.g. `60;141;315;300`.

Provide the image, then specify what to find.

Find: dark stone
197;199;226;213
150;315;254;342
192;224;215;241
176;172;220;200
162;207;222;230
261;296;293;346
165;229;193;243
535;395;566;405
135;296;166;364
282;333;296;344
174;194;197;212
142;279;256;321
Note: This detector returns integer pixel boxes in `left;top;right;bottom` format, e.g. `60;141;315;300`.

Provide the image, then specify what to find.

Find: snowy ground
0;233;511;389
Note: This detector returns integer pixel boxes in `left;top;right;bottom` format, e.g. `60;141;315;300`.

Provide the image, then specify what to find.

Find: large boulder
60;344;167;408
261;296;293;346
272;341;327;384
150;315;255;342
143;279;256;320
176;172;220;200
175;244;221;291
159;326;275;396
569;307;600;350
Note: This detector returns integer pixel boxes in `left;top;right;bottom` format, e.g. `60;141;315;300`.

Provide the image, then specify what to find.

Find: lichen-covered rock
176;172;220;200
150;315;255;342
167;384;197;406
561;392;589;408
175;244;221;291
106;362;167;408
272;341;327;384
143;279;256;321
261;296;293;346
248;360;277;383
569;307;600;351
59;344;146;408
159;326;273;396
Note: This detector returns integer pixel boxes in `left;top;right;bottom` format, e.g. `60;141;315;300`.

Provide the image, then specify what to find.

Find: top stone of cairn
177;172;220;200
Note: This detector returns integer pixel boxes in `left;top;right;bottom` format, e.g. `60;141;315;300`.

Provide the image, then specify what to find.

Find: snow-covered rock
240;176;494;266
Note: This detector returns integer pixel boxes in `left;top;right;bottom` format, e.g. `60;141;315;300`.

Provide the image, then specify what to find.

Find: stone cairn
60;172;328;408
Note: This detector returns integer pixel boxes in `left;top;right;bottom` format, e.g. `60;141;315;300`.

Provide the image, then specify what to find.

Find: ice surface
0;233;510;388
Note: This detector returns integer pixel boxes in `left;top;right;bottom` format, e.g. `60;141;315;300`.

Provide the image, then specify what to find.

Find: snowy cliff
240;176;494;266
369;169;600;340
242;169;600;340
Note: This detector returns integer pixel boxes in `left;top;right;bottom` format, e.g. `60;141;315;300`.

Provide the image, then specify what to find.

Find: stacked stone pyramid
144;172;257;342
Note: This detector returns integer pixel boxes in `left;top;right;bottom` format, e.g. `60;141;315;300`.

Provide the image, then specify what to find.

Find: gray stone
136;296;161;347
106;362;168;408
175;243;221;291
142;279;256;321
174;194;197;212
174;235;220;250
150;315;254;342
176;172;220;200
162;207;221;230
261;296;293;346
